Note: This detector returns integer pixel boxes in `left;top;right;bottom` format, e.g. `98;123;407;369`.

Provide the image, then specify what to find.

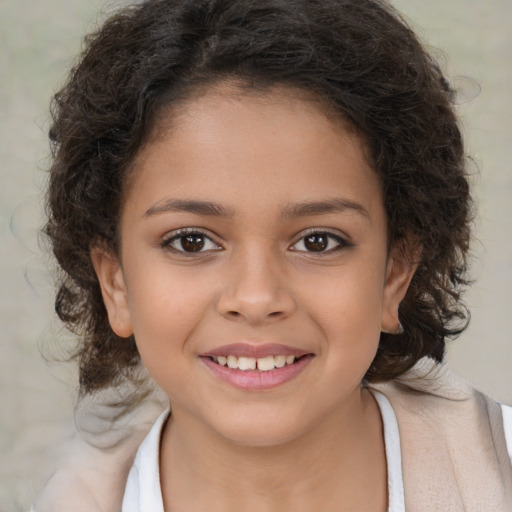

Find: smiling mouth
206;354;310;372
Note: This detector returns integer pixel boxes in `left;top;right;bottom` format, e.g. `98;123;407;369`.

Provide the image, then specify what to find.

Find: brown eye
163;230;220;254
304;233;328;252
290;231;351;254
180;233;205;252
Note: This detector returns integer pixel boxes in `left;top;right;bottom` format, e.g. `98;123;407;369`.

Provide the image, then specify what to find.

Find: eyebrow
281;198;370;219
143;199;235;218
143;197;369;220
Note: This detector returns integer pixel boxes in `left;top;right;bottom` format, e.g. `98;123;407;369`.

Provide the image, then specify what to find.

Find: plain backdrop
1;0;511;510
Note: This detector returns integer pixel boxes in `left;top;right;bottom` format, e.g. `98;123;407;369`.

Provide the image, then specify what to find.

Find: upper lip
201;343;311;359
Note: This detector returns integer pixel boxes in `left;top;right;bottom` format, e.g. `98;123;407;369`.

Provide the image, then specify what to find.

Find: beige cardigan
371;360;512;511
34;360;512;512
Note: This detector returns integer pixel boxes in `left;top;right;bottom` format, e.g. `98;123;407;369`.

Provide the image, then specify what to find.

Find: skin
92;84;416;511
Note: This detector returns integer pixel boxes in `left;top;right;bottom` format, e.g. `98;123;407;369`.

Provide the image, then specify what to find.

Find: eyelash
161;228;353;255
290;229;353;255
161;228;222;255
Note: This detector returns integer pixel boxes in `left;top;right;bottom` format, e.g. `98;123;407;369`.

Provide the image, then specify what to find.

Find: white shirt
122;394;512;512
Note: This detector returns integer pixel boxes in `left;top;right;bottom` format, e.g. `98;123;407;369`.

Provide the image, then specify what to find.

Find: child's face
93;84;414;446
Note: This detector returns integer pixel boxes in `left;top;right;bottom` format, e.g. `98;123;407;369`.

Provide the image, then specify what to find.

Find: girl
35;0;512;510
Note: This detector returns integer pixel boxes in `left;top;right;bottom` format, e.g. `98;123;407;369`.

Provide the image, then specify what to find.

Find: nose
216;246;296;325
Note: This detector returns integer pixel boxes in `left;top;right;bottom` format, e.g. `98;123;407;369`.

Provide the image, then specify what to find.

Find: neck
160;388;387;512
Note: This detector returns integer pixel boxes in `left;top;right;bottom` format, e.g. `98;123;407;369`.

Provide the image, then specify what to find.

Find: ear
381;240;420;334
90;246;133;338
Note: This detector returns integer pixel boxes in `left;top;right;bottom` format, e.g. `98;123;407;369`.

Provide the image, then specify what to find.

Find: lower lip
201;355;314;391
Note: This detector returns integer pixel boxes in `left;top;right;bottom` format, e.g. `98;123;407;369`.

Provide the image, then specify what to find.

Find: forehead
142;81;365;160
125;83;382;221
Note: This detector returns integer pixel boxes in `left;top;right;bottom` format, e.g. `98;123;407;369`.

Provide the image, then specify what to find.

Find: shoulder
33;373;168;512
371;357;504;421
370;358;511;461
370;358;512;511
32;470;103;512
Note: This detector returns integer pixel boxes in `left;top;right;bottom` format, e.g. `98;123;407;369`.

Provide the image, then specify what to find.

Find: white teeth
238;356;256;370
257;355;276;371
274;355;286;368
214;354;298;371
227;355;238;369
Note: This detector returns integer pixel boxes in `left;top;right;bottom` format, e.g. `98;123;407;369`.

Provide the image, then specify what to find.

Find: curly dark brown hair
45;0;472;394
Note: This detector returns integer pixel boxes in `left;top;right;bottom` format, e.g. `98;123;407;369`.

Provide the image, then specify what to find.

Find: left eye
291;232;348;253
163;231;220;253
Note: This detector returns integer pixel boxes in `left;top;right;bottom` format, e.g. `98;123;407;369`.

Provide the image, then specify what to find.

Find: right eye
162;229;221;254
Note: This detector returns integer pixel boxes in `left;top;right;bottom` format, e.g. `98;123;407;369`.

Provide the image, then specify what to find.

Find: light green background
1;1;511;510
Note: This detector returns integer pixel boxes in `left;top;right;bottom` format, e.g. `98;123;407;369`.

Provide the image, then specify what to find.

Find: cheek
125;267;214;355
300;259;386;356
306;261;386;323
126;275;209;397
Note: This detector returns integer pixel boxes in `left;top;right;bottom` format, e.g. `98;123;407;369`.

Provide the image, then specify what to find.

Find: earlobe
381;241;420;334
90;246;133;338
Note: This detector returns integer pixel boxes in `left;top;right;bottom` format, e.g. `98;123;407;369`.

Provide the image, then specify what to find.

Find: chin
212;411;310;448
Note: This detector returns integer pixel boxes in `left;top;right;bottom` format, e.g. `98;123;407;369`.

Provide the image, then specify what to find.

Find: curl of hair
45;0;472;394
